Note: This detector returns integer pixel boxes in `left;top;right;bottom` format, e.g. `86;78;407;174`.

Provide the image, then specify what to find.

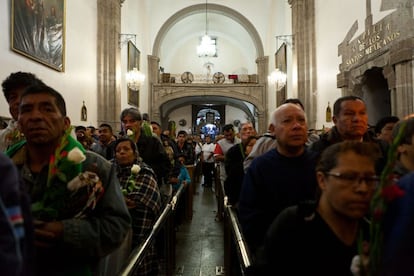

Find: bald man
238;103;319;253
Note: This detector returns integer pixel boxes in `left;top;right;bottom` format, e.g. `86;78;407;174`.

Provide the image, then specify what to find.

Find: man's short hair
316;141;380;173
120;107;142;121
177;130;187;137
333;95;364;117
374;116;399;134
21;84;66;116
99;123;113;132
75;125;87;132
2;72;45;102
150;121;161;127
222;124;234;133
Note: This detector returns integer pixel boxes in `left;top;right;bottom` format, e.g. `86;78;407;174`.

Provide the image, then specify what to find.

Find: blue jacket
0;153;28;276
383;172;414;275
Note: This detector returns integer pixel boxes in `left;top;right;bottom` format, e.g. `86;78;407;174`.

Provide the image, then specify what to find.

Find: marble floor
174;181;225;276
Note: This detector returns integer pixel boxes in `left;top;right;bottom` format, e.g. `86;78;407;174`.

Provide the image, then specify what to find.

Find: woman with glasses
255;141;380;275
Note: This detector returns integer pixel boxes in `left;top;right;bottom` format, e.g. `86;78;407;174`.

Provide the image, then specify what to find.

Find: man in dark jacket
120;108;172;203
238;103;319;253
309;95;387;174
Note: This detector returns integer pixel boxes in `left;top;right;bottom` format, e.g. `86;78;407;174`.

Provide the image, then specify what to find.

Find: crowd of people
1;70;414;275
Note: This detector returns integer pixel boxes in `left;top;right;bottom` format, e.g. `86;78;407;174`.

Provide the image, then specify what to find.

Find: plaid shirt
116;161;161;276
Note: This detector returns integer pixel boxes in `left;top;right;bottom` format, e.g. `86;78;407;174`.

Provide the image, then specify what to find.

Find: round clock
213;72;225;84
179;119;187;126
181;71;194;83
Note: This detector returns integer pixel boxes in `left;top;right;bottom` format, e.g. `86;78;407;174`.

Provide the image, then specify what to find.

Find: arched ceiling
151;3;265;126
153;3;264;60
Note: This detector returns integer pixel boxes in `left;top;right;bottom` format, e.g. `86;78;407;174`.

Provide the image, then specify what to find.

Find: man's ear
64;116;71;129
397;144;406;154
316;171;327;191
332;115;337;124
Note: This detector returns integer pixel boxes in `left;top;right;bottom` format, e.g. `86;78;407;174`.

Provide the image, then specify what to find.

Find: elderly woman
113;137;162;276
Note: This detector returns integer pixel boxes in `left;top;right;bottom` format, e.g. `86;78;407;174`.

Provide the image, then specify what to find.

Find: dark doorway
360;67;391;126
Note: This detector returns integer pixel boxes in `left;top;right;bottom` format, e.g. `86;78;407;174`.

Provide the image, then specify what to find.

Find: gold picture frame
127;41;140;107
11;0;66;72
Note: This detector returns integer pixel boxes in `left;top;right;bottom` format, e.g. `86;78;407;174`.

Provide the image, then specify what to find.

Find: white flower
131;164;141;175
127;129;134;137
67;171;99;191
67;147;86;164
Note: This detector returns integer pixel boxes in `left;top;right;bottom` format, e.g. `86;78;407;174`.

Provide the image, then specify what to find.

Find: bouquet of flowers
31;127;105;221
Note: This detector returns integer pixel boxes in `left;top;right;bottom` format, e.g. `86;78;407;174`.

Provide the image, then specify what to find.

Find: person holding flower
6;84;131;276
120;108;171;205
113;137;162;276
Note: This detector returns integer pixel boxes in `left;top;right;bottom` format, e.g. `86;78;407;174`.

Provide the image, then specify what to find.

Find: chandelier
268;68;287;91
197;0;216;57
126;67;145;91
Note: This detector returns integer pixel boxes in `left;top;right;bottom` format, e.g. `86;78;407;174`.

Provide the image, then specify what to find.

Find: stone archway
337;2;414;119
147;4;269;133
151;83;267;133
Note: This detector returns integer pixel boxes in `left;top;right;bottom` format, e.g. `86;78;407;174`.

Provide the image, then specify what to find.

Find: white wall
168;105;193;134
1;1;396;131
314;0;394;129
0;0;98;127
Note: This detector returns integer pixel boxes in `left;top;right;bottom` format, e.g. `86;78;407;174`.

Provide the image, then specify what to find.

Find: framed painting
275;42;287;106
127;40;140;107
11;0;66;72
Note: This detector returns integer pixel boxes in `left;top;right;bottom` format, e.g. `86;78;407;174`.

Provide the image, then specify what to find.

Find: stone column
393;60;414;118
97;0;122;131
256;56;269;132
148;55;160;122
289;0;317;129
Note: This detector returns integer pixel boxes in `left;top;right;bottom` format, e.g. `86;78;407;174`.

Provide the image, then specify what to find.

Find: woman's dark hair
114;137;139;158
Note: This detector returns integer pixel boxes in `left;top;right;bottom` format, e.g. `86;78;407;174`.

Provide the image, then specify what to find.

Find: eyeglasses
325;171;379;189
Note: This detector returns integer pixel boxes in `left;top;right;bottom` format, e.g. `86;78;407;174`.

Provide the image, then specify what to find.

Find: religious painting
275;42;287;106
127;40;140;107
11;0;66;72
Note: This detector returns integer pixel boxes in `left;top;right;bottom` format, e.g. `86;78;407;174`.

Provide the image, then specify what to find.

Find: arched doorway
361;67;391;125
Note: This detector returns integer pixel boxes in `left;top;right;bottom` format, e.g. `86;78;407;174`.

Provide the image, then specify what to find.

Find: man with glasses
258;141;380;275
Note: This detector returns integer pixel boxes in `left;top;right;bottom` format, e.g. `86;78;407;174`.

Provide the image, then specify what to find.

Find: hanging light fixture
268;68;287;91
126;67;145;91
197;0;216;57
